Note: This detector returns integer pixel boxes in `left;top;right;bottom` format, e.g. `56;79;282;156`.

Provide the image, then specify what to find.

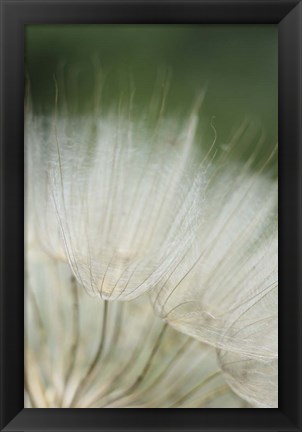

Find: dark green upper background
25;25;277;166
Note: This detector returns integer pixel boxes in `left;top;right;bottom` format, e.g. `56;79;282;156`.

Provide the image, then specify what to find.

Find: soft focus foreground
25;249;245;408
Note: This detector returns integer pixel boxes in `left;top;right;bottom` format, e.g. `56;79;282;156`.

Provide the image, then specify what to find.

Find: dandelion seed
26;107;206;301
150;158;277;343
149;154;278;408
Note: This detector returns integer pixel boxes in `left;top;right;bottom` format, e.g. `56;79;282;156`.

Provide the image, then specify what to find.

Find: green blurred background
25;25;277;168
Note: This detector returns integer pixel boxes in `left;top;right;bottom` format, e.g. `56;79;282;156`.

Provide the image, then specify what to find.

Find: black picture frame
0;1;301;431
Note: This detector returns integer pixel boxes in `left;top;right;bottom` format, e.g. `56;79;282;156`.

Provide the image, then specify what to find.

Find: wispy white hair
216;284;278;407
149;156;278;407
150;159;277;335
26;106;206;301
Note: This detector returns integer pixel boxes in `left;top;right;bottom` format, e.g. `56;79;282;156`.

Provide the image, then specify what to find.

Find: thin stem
60;275;80;406
87;312;155;407
105;323;168;407
125;338;193;405
169;370;221;407
70;300;108;407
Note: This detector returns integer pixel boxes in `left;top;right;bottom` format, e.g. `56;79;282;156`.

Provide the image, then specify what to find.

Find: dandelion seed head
25;87;278;408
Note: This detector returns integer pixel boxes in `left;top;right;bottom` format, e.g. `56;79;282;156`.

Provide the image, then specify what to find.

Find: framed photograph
1;0;301;431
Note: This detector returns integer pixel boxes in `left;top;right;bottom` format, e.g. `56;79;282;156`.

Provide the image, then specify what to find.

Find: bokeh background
25;25;277;170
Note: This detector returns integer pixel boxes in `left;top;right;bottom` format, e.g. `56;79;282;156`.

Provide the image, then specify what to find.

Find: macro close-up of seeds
24;25;278;409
